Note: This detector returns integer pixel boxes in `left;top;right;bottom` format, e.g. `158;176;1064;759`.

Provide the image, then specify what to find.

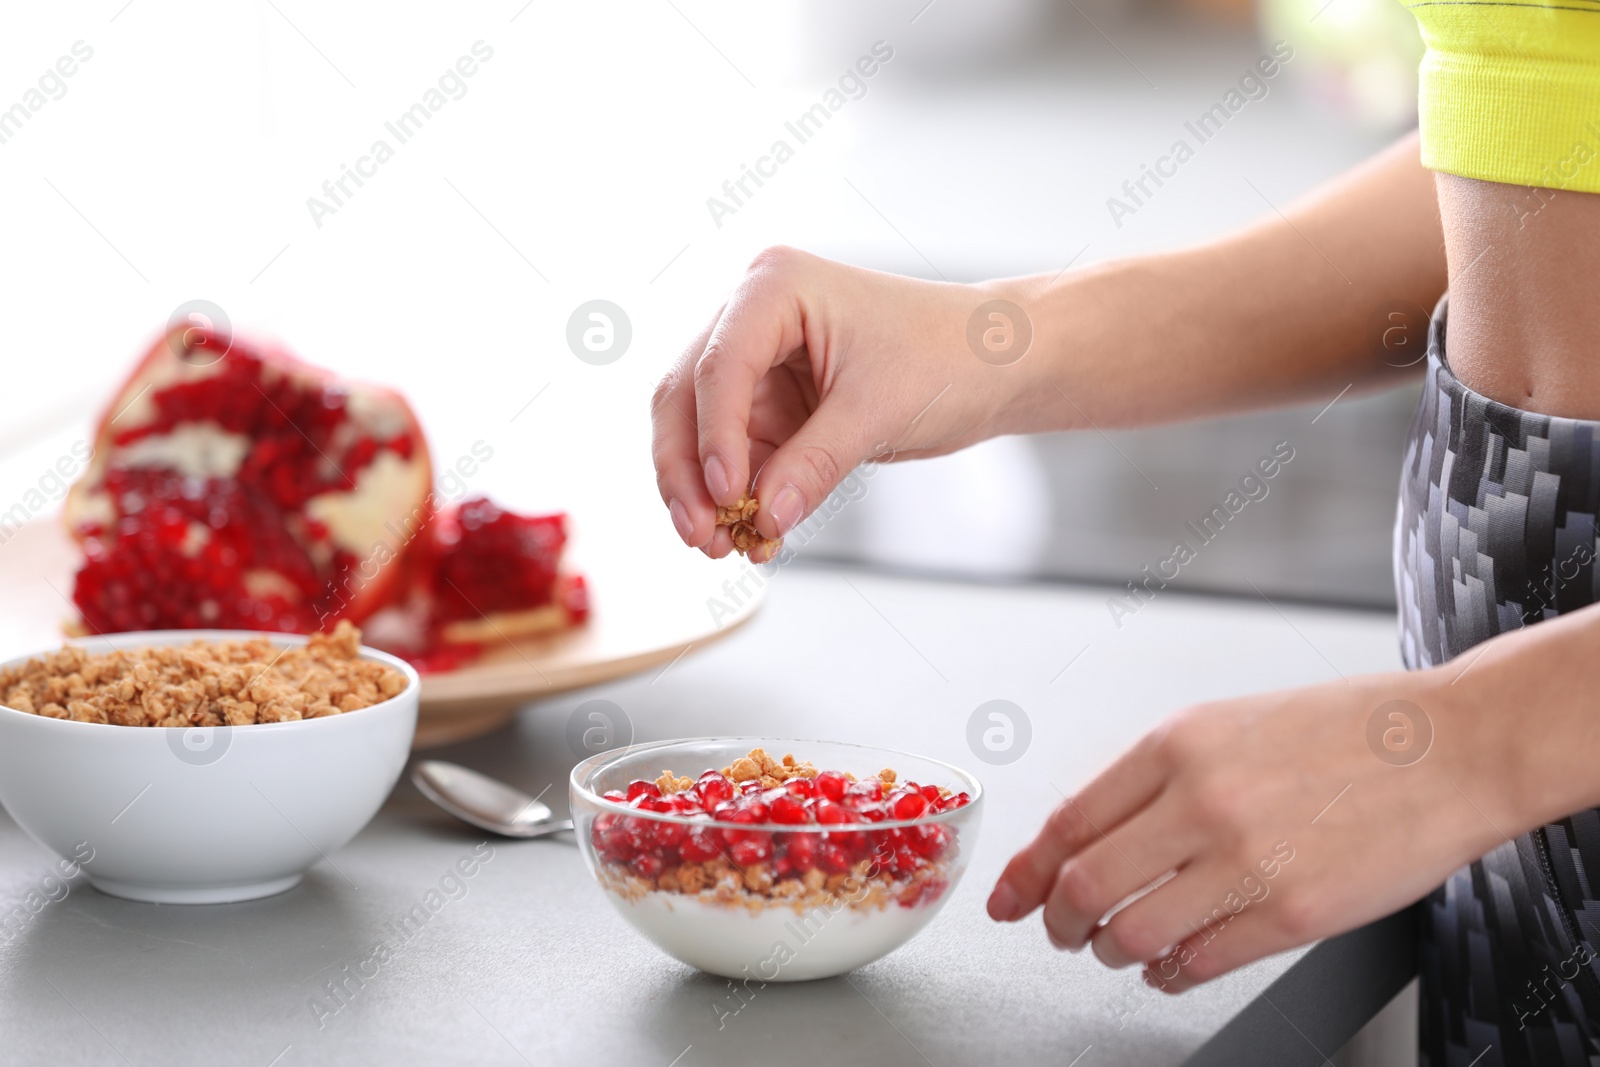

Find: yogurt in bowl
570;738;982;981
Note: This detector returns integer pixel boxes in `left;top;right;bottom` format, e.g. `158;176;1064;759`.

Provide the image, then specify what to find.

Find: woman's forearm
1002;132;1447;434
1434;597;1600;836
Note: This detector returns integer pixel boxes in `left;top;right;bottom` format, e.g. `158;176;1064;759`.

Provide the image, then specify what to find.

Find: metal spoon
411;760;574;839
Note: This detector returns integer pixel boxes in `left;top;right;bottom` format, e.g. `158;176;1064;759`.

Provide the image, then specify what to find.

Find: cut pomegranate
425;496;588;648
64;327;589;673
67;326;432;635
73;471;323;633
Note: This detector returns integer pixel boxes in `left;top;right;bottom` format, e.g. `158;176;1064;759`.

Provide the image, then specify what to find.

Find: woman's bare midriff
1437;172;1600;420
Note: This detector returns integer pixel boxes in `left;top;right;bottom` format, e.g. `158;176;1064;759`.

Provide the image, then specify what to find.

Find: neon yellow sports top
1407;0;1600;192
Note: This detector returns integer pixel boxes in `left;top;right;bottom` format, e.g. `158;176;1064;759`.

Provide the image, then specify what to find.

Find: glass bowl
570;737;982;981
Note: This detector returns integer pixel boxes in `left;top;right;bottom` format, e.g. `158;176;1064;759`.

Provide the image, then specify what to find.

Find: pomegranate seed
679;829;721;863
785;777;818;799
836;831;869;858
919;784;941;803
907;824;948;859
813;799;853;825
601;790;627;803
697;773;734;807
845;780;884;805
630;853;664;879
721;807;773;849
891;792;929;820
815;771;849;802
728;837;772;866
820;843;854;873
769;795;809;825
626;780;661;801
600;825;639;861
785;834;818;871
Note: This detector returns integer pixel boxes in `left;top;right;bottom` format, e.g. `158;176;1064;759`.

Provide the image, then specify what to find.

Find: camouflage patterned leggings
1396;296;1600;1066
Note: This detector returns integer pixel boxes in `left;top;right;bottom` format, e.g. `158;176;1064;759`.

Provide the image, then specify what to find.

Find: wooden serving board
0;519;763;748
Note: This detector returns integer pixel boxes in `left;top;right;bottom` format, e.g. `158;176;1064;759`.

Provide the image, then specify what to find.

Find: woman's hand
650;247;1048;558
652;132;1451;560
986;666;1519;991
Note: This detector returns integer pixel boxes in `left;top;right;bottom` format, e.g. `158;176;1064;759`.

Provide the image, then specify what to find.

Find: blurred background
0;0;1424;610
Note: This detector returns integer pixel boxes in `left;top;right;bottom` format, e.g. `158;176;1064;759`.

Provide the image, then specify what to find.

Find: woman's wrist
982;258;1143;438
1421;604;1600;837
990;246;1280;438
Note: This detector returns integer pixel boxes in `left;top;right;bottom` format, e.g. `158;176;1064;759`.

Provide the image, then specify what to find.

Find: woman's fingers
1143;902;1302;993
1041;796;1202;950
988;729;1172;923
750;394;882;540
651;312;723;549
693;251;810;507
1086;858;1239;970
704;525;734;560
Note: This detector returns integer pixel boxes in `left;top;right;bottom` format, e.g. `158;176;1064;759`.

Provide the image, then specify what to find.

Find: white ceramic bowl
0;630;419;904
